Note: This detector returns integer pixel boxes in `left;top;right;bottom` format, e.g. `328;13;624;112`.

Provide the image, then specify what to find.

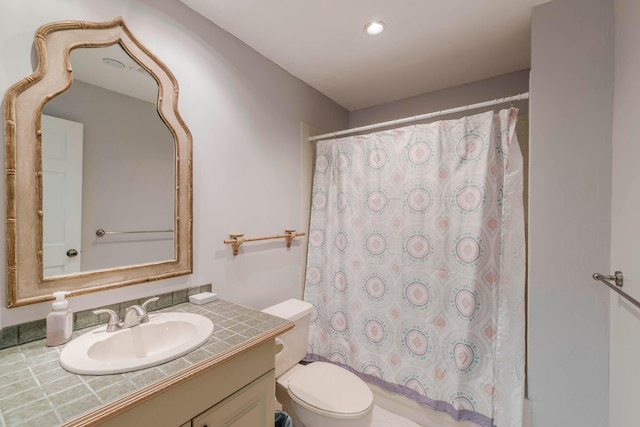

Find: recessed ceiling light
364;21;386;36
102;57;125;69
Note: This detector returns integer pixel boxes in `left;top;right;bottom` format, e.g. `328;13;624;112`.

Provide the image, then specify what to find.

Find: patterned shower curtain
303;109;525;427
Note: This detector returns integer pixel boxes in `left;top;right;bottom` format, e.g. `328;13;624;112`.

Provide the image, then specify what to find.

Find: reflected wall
43;79;175;272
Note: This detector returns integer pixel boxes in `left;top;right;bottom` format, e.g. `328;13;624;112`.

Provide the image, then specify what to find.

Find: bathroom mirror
42;43;176;277
4;18;193;307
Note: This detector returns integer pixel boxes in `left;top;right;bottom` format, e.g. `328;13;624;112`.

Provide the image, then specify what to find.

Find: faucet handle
93;309;121;332
134;297;160;324
141;296;159;312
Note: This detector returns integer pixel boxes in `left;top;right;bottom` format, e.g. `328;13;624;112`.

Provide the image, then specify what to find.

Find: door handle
66;249;78;257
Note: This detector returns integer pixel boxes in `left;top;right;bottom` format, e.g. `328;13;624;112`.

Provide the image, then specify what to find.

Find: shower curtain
303;109;525;427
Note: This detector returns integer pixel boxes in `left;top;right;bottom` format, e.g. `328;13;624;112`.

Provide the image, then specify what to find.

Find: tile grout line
28;364;64;425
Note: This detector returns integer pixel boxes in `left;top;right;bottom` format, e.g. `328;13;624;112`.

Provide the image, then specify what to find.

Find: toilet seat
286;362;374;420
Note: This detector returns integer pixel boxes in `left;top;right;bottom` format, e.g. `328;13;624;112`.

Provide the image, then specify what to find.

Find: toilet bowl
284;362;374;427
263;299;373;427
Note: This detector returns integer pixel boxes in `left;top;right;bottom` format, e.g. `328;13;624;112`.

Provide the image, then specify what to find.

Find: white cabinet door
192;371;274;427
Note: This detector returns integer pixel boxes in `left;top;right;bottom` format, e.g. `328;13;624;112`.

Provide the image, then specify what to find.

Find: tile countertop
0;299;290;427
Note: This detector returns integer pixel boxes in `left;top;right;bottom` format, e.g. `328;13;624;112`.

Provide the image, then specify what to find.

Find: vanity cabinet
66;340;277;427
191;370;274;427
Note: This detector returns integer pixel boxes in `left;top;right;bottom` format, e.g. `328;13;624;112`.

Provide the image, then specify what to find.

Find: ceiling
179;0;549;111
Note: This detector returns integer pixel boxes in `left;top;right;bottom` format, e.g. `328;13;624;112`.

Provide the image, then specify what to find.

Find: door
42;114;83;277
192;371;274;427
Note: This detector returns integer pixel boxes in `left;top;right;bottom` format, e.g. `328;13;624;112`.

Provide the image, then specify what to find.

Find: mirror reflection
42;44;176;278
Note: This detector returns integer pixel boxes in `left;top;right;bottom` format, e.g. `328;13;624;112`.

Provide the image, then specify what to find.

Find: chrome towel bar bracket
592;271;640;310
592;271;624;287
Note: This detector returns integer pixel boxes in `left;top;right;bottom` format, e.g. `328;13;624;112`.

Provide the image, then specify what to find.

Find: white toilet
263;299;374;427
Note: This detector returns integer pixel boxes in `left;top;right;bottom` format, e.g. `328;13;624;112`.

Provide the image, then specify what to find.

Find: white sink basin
60;312;214;375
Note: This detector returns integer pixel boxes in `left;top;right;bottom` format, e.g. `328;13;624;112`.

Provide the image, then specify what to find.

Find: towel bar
223;229;306;255
96;228;174;237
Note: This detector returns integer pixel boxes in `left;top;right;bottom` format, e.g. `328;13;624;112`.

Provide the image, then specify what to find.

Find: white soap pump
46;291;73;347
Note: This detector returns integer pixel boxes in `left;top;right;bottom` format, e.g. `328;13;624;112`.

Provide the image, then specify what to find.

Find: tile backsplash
0;284;212;350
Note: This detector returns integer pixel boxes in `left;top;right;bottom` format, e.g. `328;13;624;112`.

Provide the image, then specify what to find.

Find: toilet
263;299;374;427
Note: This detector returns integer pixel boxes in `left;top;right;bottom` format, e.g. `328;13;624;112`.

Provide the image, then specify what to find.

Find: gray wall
528;0;612;425
0;0;349;326
44;80;176;271
349;69;529;128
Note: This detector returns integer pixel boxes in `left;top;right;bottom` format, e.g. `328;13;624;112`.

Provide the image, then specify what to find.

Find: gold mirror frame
4;17;193;307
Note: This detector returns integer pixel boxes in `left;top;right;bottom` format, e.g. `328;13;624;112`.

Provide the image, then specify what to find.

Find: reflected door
42;114;83;277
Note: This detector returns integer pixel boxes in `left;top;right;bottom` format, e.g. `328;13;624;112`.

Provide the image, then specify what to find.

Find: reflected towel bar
223;229;306;255
592;271;640;310
96;228;174;237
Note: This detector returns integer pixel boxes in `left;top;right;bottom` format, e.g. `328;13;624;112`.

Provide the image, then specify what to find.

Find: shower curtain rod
309;92;530;142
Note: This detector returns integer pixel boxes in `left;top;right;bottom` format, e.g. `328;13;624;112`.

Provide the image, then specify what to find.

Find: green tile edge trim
0;284;212;350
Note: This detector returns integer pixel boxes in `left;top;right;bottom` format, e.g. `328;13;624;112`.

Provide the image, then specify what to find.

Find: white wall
0;0;348;327
610;0;640;426
529;0;612;426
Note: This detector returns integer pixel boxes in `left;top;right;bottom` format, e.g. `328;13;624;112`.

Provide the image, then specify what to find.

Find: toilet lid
287;362;373;416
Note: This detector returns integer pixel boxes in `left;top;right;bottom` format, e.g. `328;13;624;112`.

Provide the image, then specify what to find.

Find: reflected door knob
66;249;78;257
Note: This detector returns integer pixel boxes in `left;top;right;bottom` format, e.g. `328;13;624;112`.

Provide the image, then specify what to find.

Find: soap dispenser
46;291;73;347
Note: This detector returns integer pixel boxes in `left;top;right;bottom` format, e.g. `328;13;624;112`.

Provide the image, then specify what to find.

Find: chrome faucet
93;296;160;332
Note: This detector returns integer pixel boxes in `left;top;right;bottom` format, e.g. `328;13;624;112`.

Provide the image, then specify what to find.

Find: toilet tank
262;299;314;377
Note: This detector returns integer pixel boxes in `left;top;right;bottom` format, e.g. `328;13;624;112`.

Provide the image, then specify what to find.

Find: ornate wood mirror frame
4;17;193;307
